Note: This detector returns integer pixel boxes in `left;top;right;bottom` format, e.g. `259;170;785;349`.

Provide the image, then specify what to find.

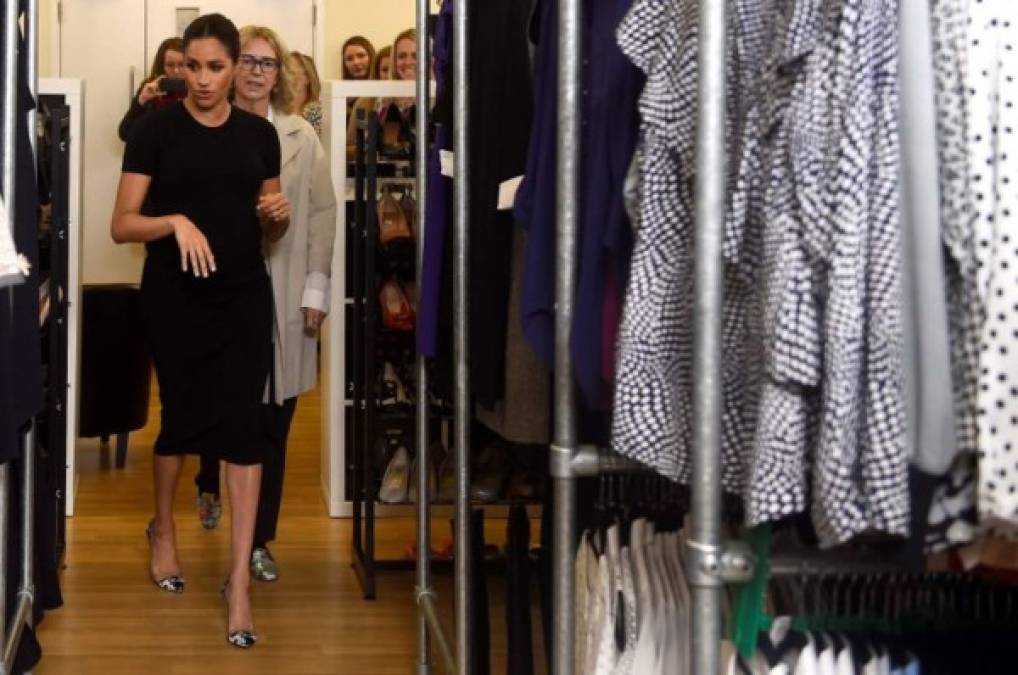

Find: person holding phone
117;37;187;142
111;13;289;649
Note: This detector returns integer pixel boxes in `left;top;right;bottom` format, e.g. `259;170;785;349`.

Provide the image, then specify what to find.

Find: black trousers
194;396;298;549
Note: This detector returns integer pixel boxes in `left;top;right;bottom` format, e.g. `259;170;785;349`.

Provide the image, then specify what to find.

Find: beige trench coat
266;108;337;404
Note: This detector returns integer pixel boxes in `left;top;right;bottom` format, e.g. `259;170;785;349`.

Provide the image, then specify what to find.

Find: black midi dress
122;102;281;465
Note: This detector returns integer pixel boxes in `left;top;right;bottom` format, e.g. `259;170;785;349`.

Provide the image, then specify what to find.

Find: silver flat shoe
378;445;411;503
221;581;258;649
197;491;222;530
146;519;184;593
250;547;279;583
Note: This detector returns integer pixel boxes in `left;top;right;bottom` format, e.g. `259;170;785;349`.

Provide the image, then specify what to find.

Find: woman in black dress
110;13;289;649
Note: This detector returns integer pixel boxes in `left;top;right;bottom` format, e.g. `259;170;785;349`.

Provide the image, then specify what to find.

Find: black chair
78;284;152;468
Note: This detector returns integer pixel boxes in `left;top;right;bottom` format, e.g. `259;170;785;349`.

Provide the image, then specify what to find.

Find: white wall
322;0;439;82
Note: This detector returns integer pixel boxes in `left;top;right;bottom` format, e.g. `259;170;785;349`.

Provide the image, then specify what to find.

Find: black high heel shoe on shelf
145;519;185;593
221;580;258;649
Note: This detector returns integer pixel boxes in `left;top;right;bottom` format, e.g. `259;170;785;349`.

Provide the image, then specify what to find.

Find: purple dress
416;0;453;358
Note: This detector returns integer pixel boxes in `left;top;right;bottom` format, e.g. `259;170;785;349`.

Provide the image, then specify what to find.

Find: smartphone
159;78;186;94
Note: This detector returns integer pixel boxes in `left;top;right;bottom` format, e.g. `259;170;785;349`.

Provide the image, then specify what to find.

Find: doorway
55;0;314;515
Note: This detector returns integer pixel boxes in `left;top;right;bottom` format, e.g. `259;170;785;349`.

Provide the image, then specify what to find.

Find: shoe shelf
349;110;544;600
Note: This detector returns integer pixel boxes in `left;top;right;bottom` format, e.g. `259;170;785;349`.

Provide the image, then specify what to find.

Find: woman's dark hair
147;37;184;81
182;13;241;63
341;35;376;80
372;46;392;80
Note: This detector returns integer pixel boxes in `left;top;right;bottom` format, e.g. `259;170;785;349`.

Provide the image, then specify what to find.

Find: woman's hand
257;192;291;242
138;76;165;106
171;215;216;278
302;308;326;335
257;192;290;223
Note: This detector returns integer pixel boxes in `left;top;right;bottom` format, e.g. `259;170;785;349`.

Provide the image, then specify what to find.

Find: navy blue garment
571;0;643;410
515;0;558;370
515;0;643;409
417;0;453;358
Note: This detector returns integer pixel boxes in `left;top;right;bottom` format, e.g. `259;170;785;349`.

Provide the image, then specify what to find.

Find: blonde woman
224;24;337;586
289;51;323;137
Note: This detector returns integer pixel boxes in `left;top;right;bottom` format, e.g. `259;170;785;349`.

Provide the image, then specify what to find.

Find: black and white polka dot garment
610;0;772;491
612;0;910;547
969;0;1018;534
924;0;983;554
931;0;983;461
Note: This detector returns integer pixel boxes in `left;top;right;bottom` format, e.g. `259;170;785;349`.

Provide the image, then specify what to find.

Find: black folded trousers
194;396;298;548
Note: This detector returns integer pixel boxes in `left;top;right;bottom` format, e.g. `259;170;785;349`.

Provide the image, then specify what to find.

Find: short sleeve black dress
123;101;281;465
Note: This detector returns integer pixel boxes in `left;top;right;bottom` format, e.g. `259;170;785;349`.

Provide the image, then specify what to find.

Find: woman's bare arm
110;172;176;243
110;171;216;278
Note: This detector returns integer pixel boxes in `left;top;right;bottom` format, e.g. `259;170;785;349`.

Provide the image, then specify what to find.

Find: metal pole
414;0;432;672
550;0;583;672
1;0;22;652
2;425;34;673
3;0;19;232
687;0;728;672
25;0;39;628
26;0;38;165
452;0;472;670
19;423;34;630
417;593;456;675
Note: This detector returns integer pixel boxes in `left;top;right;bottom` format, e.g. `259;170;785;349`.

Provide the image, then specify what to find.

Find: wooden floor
36;387;546;674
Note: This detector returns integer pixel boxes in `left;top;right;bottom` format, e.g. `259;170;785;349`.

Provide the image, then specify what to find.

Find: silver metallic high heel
145;519;184;593
250;547;279;583
221;580;258;649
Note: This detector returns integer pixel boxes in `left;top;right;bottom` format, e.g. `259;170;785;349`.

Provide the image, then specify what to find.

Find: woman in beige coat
197;24;337;582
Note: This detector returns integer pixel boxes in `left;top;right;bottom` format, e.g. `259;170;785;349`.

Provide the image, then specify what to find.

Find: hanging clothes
967;0;1018;534
610;0;763;490
476;226;550;444
466;0;534;408
514;0;643;411
0;0;43;465
611;0;910;546
923;0;982;552
0;195;26;285
417;0;453;359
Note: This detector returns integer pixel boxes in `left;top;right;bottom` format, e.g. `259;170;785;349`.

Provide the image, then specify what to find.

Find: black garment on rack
465;0;534;408
505;504;534;675
472;508;492;675
0;0;43;464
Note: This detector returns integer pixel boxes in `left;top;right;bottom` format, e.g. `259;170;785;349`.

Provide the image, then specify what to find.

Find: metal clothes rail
413;0;749;672
547;0;755;674
1;0;40;673
413;0;469;673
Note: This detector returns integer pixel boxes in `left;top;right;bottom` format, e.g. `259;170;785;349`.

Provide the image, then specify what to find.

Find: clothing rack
0;0;39;672
547;1;755;675
412;0;464;673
